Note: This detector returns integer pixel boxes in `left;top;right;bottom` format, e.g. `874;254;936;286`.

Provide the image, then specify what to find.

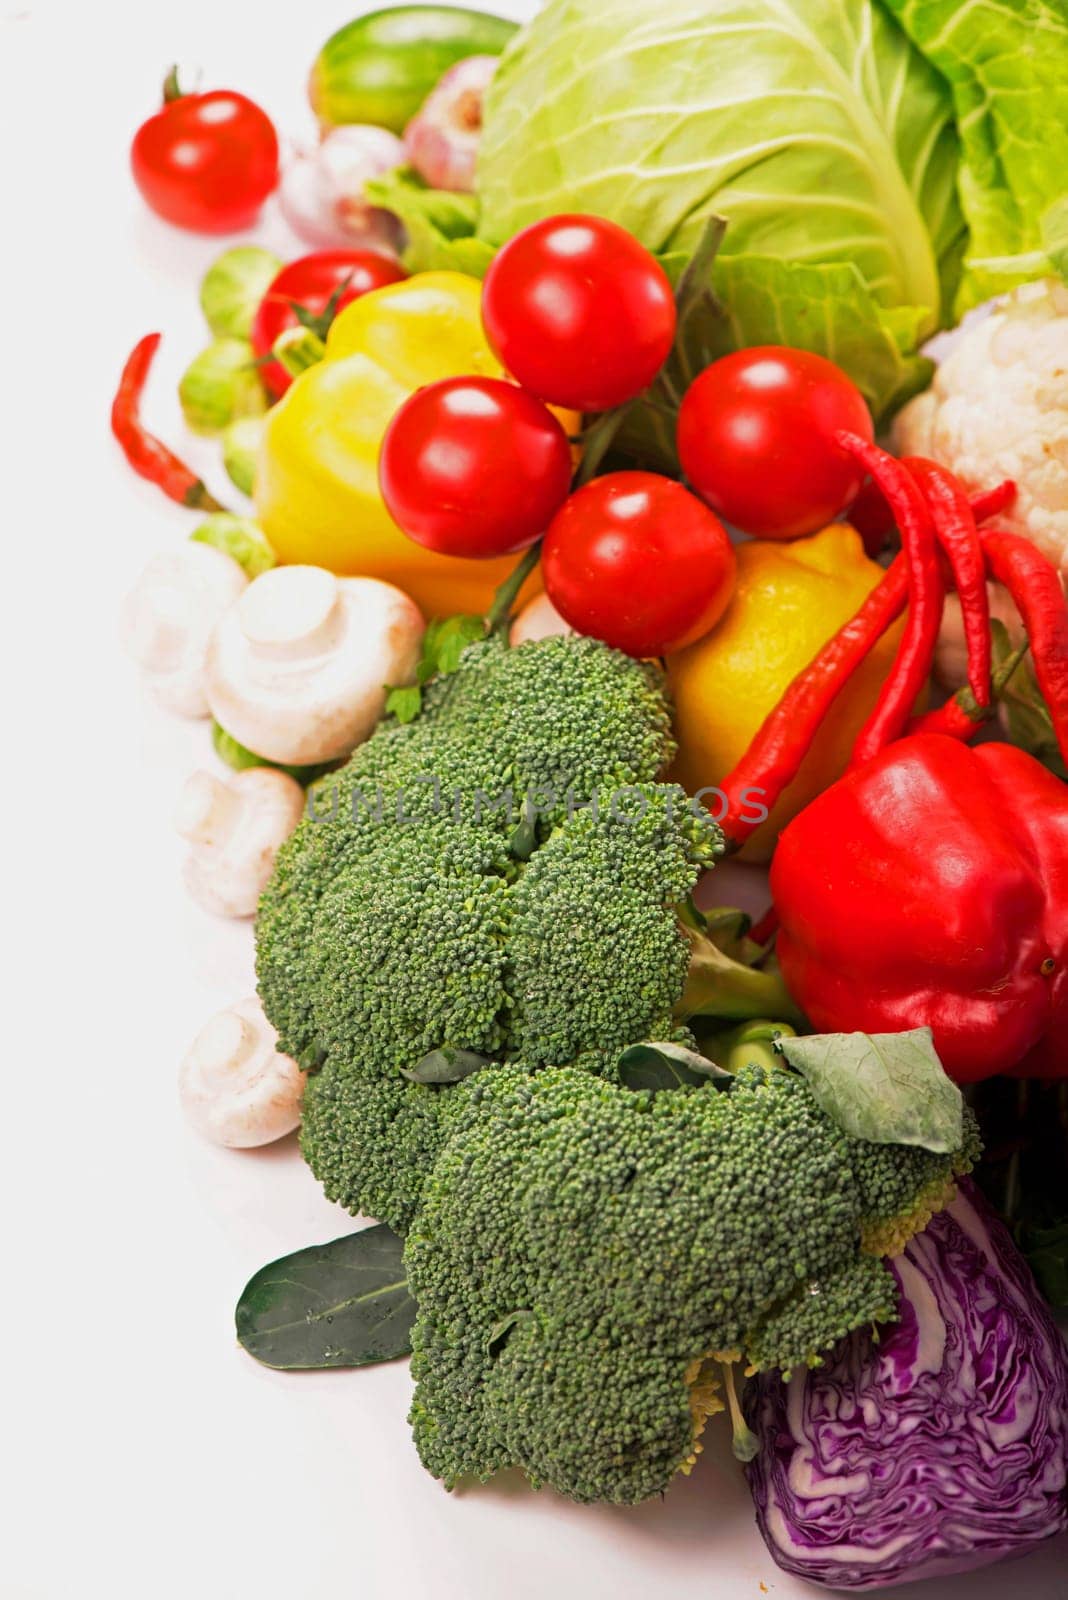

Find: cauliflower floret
894;279;1068;575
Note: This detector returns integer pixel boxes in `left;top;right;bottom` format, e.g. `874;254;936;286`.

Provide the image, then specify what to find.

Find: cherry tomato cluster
380;214;874;660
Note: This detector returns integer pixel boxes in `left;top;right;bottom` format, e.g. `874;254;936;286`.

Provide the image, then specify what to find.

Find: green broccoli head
256;635;718;1232
404;1064;978;1506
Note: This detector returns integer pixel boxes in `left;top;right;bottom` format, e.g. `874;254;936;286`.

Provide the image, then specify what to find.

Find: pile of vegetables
118;3;1068;1591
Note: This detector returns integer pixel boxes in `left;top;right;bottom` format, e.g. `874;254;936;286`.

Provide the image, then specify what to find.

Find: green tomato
221;416;265;497
200;246;283;340
179;339;267;436
191;514;276;579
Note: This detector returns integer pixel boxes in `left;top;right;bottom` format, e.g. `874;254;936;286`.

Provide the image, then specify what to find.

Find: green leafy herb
235;1223;415;1370
387;613;487;723
779;1027;964;1153
618;1040;732;1092
400;1047;494;1085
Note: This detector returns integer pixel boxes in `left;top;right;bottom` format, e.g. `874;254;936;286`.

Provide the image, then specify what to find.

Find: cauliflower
894;279;1068;575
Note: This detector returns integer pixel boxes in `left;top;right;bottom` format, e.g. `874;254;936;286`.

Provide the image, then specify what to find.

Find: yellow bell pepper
254;271;542;618
667;523;917;862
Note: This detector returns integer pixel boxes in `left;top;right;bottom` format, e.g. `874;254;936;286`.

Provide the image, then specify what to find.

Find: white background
3;2;1066;1597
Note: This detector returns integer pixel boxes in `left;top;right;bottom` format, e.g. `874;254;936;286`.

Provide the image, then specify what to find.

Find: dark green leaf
400;1047;493;1085
1020;1220;1068;1311
486;1308;533;1358
618;1040;732;1092
509;814;538;861
235;1224;415;1370
780;1027;964;1152
672;212;728;325
385;684;422;724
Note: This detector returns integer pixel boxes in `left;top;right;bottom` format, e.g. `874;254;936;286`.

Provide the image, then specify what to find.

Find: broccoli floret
404;1064;978;1505
257;635;719;1232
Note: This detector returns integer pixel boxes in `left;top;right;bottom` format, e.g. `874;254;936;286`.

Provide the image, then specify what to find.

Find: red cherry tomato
481;215;677;413
542;471;736;658
251;250;407;398
130;73;279;234
379;377;573;559
677;348;874;540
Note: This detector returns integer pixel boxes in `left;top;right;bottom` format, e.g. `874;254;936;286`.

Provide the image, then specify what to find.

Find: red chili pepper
716;483;1016;850
111;334;226;511
771;735;1068;1083
716;553;909;846
906;456;991;709
980;529;1068;770
837;437;943;768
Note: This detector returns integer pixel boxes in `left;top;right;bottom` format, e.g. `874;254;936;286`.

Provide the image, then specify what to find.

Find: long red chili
840;437;943;768
716;554;910;845
905;456;991;709
111;334;226;511
980;529;1068;768
716;480;1014;849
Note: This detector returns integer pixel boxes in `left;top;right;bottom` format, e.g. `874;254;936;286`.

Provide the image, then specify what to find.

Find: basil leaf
235;1224;415;1369
401;1047;494;1085
779;1027;964;1153
618;1040;732;1092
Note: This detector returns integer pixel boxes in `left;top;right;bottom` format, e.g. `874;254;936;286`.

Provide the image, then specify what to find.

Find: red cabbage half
744;1180;1068;1590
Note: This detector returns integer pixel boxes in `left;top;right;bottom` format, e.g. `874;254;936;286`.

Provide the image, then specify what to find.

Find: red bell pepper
769;735;1068;1083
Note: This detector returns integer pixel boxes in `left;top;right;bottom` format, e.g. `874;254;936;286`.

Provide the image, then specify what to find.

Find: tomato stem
162;65;184;103
486;540;542;636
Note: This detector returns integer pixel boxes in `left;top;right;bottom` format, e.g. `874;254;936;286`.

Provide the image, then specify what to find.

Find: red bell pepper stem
839;438;944;768
980;528;1068;768
111;334;226;512
905;457;991;708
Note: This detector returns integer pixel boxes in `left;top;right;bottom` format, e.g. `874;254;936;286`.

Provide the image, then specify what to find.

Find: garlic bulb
404;56;497;193
279;125;405;251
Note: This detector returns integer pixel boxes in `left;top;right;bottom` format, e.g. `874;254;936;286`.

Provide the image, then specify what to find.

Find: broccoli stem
719;1359;760;1463
676;926;806;1027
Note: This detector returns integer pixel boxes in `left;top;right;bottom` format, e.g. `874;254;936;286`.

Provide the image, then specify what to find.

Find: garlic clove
510;592;575;647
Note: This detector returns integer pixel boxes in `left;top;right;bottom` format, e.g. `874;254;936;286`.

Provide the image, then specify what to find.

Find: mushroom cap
204;567;424;764
179;996;304;1148
121;543;248;718
176;766;306;919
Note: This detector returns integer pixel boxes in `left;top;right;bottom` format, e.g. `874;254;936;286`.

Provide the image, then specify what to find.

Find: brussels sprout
211;720;333;787
190;514;276;579
221;415;264;497
179;339;267;436
200;246;282;339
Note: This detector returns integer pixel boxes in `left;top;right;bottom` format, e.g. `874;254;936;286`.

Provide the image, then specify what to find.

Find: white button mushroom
176;766;306;919
509;592;575;647
121;542;248;717
179;996;304;1148
204;566;424;766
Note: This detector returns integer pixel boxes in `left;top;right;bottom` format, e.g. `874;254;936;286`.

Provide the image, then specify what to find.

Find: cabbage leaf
882;0;1068;306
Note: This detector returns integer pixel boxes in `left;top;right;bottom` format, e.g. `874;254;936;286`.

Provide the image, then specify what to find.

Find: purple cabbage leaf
744;1180;1068;1590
